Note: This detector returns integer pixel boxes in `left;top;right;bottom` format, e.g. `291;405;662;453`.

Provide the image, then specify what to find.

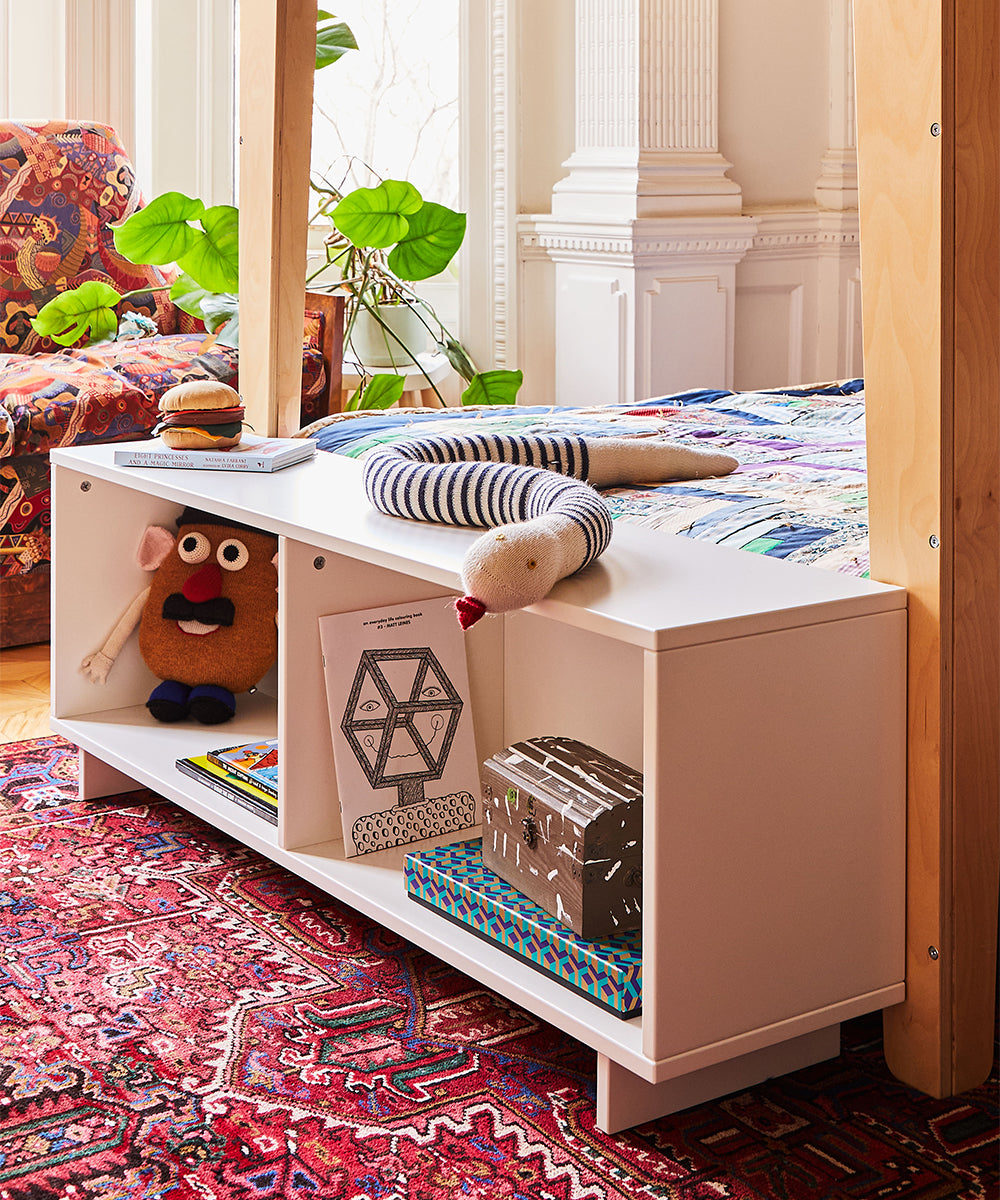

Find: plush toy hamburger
155;380;246;450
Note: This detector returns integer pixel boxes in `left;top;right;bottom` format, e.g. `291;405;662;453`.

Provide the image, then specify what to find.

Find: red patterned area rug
0;736;995;1200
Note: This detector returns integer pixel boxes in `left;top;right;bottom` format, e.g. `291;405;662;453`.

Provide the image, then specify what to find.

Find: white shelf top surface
52;442;904;651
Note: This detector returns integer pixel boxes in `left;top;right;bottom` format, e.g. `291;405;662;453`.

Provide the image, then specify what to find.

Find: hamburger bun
156;380;245;450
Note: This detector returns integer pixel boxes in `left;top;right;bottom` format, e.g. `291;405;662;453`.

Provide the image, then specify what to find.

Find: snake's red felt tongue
454;595;486;630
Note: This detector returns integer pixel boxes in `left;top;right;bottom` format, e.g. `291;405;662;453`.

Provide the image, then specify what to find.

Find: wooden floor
0;642;52;744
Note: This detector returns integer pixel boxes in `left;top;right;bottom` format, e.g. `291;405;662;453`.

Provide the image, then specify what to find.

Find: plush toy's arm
80;586;150;683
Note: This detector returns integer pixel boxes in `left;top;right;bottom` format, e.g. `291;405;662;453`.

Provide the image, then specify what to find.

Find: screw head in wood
928;945;940;959
313;556;326;569
80;481;91;492
930;122;941;137
929;534;940;549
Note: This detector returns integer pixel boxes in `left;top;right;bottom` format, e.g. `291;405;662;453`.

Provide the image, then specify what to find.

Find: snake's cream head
458;520;573;627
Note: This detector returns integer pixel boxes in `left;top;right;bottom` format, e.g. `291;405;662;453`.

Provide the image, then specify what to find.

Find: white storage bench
50;443;907;1132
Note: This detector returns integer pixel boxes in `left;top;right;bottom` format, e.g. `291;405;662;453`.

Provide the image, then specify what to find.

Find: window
309;1;460;327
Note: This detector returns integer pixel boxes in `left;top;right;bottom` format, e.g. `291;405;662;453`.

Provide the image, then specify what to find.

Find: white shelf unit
50;443;908;1132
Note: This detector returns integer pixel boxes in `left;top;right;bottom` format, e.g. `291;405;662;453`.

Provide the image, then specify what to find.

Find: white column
553;0;741;218
523;0;754;405
814;0;858;211
814;0;861;378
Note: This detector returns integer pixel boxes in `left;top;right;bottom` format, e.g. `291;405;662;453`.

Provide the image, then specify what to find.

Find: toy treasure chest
480;735;643;940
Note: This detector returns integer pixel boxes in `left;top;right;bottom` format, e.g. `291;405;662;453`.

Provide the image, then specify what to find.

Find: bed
300;379;870;579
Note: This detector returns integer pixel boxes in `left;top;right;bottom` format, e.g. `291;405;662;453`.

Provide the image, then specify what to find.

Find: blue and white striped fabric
362;432;613;568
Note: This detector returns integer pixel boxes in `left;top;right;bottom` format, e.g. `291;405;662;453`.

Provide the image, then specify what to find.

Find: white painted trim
142;0;235;204
461;0;517;372
65;0;135;152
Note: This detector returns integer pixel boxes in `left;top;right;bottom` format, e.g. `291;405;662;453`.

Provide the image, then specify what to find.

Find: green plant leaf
169;272;211;317
333;180;422;250
316;12;357;69
439;334;477;383
387;201;466;281
176;204;239;293
199;292;240;345
170;274;239;346
30;280;122;346
349;373;406;411
113;191;205;265
461;369;523;406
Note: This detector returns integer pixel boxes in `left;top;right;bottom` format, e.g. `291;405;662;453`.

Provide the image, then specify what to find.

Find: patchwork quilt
303;379;870;578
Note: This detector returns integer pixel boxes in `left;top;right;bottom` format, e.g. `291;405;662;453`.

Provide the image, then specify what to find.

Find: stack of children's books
176;738;278;825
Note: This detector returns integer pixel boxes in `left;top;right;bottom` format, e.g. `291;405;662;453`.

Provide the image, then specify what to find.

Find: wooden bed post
855;0;999;1097
238;0;317;437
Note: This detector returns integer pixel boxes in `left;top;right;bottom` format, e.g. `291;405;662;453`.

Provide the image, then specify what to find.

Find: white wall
718;0;829;207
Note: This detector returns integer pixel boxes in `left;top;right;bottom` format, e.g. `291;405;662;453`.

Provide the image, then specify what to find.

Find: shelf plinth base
79;749;141;800
596;1024;841;1133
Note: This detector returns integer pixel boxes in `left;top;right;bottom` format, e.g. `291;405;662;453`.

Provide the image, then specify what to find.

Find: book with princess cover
207;739;279;799
113;433;315;472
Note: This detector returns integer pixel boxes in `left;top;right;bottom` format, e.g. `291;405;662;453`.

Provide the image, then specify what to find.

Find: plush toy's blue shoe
187;684;237;725
146;680;191;723
145;681;236;724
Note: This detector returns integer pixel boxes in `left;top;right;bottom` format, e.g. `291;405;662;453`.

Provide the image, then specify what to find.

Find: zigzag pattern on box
405;839;642;1017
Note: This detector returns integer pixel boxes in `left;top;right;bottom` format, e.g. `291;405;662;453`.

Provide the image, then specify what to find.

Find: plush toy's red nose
182;561;222;603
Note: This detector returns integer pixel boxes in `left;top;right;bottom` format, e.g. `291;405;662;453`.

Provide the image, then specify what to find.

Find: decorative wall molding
521;216;757;263
747;208;860;257
735;205;862;389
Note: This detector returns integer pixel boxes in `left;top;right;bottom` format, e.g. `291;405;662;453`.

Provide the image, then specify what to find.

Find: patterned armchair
0;120;343;647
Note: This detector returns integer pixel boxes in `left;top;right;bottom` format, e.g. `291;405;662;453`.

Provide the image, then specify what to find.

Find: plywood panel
856;0;999;1097
239;0;316;437
855;0;946;1094
944;0;1000;1092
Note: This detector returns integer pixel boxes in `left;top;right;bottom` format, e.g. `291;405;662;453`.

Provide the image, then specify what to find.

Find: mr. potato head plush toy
81;507;278;724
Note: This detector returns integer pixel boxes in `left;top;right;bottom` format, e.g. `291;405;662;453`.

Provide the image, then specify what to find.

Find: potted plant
308;176;522;409
31;12;357;355
32;12;523;410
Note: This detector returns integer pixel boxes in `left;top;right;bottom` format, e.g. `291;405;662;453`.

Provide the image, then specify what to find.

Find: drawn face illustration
341;647;463;801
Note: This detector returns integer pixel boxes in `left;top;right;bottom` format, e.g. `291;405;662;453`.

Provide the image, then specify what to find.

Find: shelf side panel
641;609;907;1063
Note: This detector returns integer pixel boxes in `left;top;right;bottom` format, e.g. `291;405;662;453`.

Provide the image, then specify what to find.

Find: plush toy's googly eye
217;538;249;571
178;532;210;564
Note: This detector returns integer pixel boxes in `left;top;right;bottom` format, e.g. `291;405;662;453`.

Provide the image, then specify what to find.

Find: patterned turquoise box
404;839;642;1018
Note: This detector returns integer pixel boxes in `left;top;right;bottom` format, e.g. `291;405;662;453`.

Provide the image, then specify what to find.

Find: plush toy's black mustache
161;594;236;627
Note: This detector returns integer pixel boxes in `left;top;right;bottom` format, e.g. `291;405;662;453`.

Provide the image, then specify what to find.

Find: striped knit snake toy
362;431;738;628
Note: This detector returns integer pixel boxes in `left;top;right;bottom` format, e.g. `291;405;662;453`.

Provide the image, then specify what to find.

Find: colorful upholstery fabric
0;120;183;353
0;122;330;586
0;337;236;459
303;379;871;577
0;453;49;577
